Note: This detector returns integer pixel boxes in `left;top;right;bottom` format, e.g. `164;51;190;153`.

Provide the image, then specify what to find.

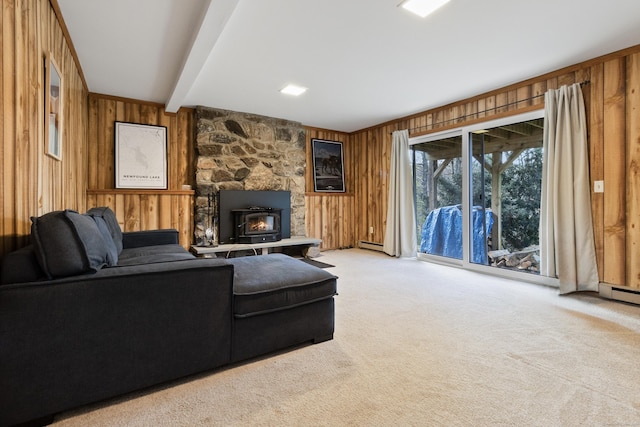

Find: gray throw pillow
86;206;123;254
92;216;119;266
31;210;112;279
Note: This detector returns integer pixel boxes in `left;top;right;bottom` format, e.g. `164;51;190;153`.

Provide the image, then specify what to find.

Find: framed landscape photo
115;121;167;189
312;138;345;192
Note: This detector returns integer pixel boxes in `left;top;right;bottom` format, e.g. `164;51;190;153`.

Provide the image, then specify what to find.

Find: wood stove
232;207;282;243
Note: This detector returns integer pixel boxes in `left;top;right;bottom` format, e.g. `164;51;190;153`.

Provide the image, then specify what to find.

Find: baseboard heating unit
358;240;384;252
599;283;640;306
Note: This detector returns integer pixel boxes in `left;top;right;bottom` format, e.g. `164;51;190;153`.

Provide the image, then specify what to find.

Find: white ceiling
57;0;640;133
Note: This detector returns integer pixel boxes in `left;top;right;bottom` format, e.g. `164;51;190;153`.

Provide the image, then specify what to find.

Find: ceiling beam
165;0;239;113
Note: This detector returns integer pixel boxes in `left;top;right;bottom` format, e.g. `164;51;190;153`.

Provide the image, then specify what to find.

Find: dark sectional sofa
0;207;337;427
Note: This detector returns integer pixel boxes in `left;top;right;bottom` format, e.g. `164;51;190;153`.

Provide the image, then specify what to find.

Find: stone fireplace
194;106;306;244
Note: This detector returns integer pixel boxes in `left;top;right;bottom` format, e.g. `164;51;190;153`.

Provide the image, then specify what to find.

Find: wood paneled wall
0;0;88;257
304;128;354;250
86;94;195;248
350;45;640;288
3;0;640;288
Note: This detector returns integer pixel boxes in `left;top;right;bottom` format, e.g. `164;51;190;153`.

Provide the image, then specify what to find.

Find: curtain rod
394;80;591;135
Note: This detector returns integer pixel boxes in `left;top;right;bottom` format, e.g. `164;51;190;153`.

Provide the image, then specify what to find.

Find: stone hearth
194;106;306;242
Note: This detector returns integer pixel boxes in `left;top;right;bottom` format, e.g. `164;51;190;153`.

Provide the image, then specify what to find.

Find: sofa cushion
92;216;119;266
228;254;337;318
117;244;195;266
86;206;123;254
0;245;45;285
31;210;113;279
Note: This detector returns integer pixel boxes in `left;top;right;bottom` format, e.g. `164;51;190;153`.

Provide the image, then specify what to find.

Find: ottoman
226;254;337;362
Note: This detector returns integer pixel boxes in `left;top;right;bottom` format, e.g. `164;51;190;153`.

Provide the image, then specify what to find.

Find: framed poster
115;121;167;189
45;52;62;160
312;138;345;192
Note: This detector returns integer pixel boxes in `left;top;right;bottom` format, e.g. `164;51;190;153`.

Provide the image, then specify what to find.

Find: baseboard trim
599;283;640;305
358;240;384;252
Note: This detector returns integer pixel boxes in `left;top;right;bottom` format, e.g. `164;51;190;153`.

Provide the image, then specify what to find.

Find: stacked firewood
488;246;540;273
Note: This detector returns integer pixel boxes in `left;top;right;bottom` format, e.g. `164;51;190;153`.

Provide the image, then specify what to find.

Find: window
412;110;548;283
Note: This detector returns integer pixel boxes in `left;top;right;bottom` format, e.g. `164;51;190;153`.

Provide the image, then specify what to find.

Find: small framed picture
312;139;345;192
115;121;168;189
45;52;62;160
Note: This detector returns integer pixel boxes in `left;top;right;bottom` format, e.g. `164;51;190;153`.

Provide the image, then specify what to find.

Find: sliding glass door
412;110;546;280
412;131;463;262
468;117;544;274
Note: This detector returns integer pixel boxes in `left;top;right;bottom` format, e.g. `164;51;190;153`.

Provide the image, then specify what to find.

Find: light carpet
54;248;640;426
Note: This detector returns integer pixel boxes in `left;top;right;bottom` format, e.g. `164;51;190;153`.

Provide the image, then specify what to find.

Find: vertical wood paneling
532;81;546;106
589;63;605;281
372;130;382;239
87;96;98;188
165;114;179;190
603;58;626;285
179;195;190;246
1;0;13;251
305;195;322;243
364;130;374;241
626;53;640;286
517;86;531;109
124;195;140;231
495;92;508;114
1;0;87;257
98;99;116;189
159;195;172;229
304;128;353;250
86;191;193;248
179;110;194;187
88;96;194;192
379;128;389;241
558;72;576;87
15;0;31;237
348;47;640;287
3;1;640;287
2;0;18;250
86;95;195;249
114;193;125;229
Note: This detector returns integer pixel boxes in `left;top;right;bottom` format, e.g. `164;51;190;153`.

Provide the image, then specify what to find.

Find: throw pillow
86;206;123;254
31;210;112;279
92;216;119;266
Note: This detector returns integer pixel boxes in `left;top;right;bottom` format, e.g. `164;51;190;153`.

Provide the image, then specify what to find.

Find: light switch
594;180;604;193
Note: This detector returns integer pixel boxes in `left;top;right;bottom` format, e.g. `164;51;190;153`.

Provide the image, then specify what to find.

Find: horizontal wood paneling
0;0;88;257
87;94;195;248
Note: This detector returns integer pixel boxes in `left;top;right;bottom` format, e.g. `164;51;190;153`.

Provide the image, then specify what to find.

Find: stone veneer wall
194;106;306;242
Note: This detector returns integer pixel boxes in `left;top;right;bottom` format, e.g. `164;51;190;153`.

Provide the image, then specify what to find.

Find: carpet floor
54;248;640;426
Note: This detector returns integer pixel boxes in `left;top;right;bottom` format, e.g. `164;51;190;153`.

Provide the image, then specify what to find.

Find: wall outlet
594;180;604;193
369;226;374;234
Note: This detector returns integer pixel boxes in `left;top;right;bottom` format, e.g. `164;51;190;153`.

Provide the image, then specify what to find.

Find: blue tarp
419;205;494;264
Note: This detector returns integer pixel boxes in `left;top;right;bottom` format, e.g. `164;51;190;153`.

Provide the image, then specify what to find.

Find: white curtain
383;130;417;258
540;84;599;294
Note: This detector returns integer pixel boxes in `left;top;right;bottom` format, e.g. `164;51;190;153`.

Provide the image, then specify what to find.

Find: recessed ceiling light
280;84;307;96
399;0;450;18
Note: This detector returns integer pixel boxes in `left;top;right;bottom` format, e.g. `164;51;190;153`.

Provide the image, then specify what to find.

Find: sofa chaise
0;207;337;427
